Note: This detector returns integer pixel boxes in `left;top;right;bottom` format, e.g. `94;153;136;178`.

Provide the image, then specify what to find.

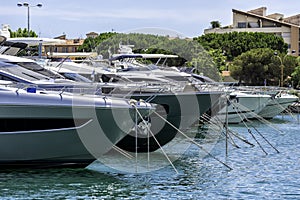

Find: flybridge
110;53;179;68
112;44;178;60
111;53;178;59
46;52;96;58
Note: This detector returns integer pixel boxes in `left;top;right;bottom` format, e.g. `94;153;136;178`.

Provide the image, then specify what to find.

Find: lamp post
17;2;42;37
274;50;296;87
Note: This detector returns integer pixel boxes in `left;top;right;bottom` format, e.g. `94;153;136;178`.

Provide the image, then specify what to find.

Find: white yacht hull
258;94;299;119
218;92;270;123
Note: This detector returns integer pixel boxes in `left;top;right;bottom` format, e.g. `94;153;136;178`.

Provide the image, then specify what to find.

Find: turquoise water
0;115;299;199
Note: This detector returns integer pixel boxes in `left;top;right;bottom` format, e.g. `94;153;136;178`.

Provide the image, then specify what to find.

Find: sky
1;0;300;39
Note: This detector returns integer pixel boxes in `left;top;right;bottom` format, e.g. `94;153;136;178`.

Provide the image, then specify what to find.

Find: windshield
49;57;73;62
15;62;64;79
61;72;92;83
0;63;51;82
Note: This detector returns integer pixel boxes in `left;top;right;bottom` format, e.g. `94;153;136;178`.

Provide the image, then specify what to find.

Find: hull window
0;118;89;132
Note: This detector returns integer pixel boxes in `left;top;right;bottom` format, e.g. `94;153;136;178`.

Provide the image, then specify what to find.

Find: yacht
218;91;271;123
0;84;152;167
258;92;299;119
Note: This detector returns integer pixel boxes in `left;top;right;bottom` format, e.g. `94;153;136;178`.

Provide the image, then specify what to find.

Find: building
204;7;300;55
86;32;99;38
43;34;85;56
0;24;10;38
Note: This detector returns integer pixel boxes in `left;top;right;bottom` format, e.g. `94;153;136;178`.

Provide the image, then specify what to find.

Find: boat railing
0;80;188;97
192;81;227;92
228;85;297;96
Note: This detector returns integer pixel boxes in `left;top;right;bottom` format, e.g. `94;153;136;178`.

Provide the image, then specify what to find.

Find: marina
0;36;298;169
1;2;300;198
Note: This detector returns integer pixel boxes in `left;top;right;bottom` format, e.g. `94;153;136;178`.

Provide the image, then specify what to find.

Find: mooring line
233;101;281;153
220;130;240;148
235;105;268;155
202;109;240;149
247;128;268;155
135;107;138;173
201;113;254;147
230;101;248;123
201;113;222;128
198;114;223;134
153;111;233;171
233;102;283;134
228;129;254;147
112;146;134;159
201;112;237;148
272;98;297;121
250;125;280;153
133;105;179;174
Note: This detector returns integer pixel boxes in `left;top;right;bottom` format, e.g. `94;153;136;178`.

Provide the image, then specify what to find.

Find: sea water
0;114;299;199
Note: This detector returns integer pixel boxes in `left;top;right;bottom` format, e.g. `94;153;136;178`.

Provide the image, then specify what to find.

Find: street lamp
274;50;296;87
17;2;42;37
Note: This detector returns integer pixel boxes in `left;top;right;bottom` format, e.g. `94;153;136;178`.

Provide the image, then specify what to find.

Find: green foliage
210;21;221;28
78;32;117;52
194;32;288;61
230;48;297;86
8;28;38;56
190;52;221;81
291;57;300;88
207;49;227;72
9;28;38;38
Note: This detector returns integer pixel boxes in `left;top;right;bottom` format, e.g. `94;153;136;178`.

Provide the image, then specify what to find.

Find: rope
133;105;179;174
228;129;254;147
201;113;254;147
235;105;268;155
153;111;233;171
112;146;133;159
247;128;268;155
233;102;283;134
250;125;280;153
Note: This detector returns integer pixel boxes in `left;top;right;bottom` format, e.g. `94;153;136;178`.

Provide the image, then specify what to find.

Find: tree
207;49;227;72
189;53;222;81
210;21;221;28
194;32;288;61
230;48;297;86
273;53;297;87
9;28;38;38
8;28;39;56
291;57;300;88
78;32;117;52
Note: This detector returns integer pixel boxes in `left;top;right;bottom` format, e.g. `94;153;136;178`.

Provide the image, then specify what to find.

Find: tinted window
0;63;50;81
16;62;63;79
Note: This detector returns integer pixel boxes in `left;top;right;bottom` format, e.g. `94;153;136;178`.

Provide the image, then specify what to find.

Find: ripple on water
0;115;299;199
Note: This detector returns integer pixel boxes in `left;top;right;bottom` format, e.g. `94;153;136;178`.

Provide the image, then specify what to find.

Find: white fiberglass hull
218;92;271;123
258;94;299;119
